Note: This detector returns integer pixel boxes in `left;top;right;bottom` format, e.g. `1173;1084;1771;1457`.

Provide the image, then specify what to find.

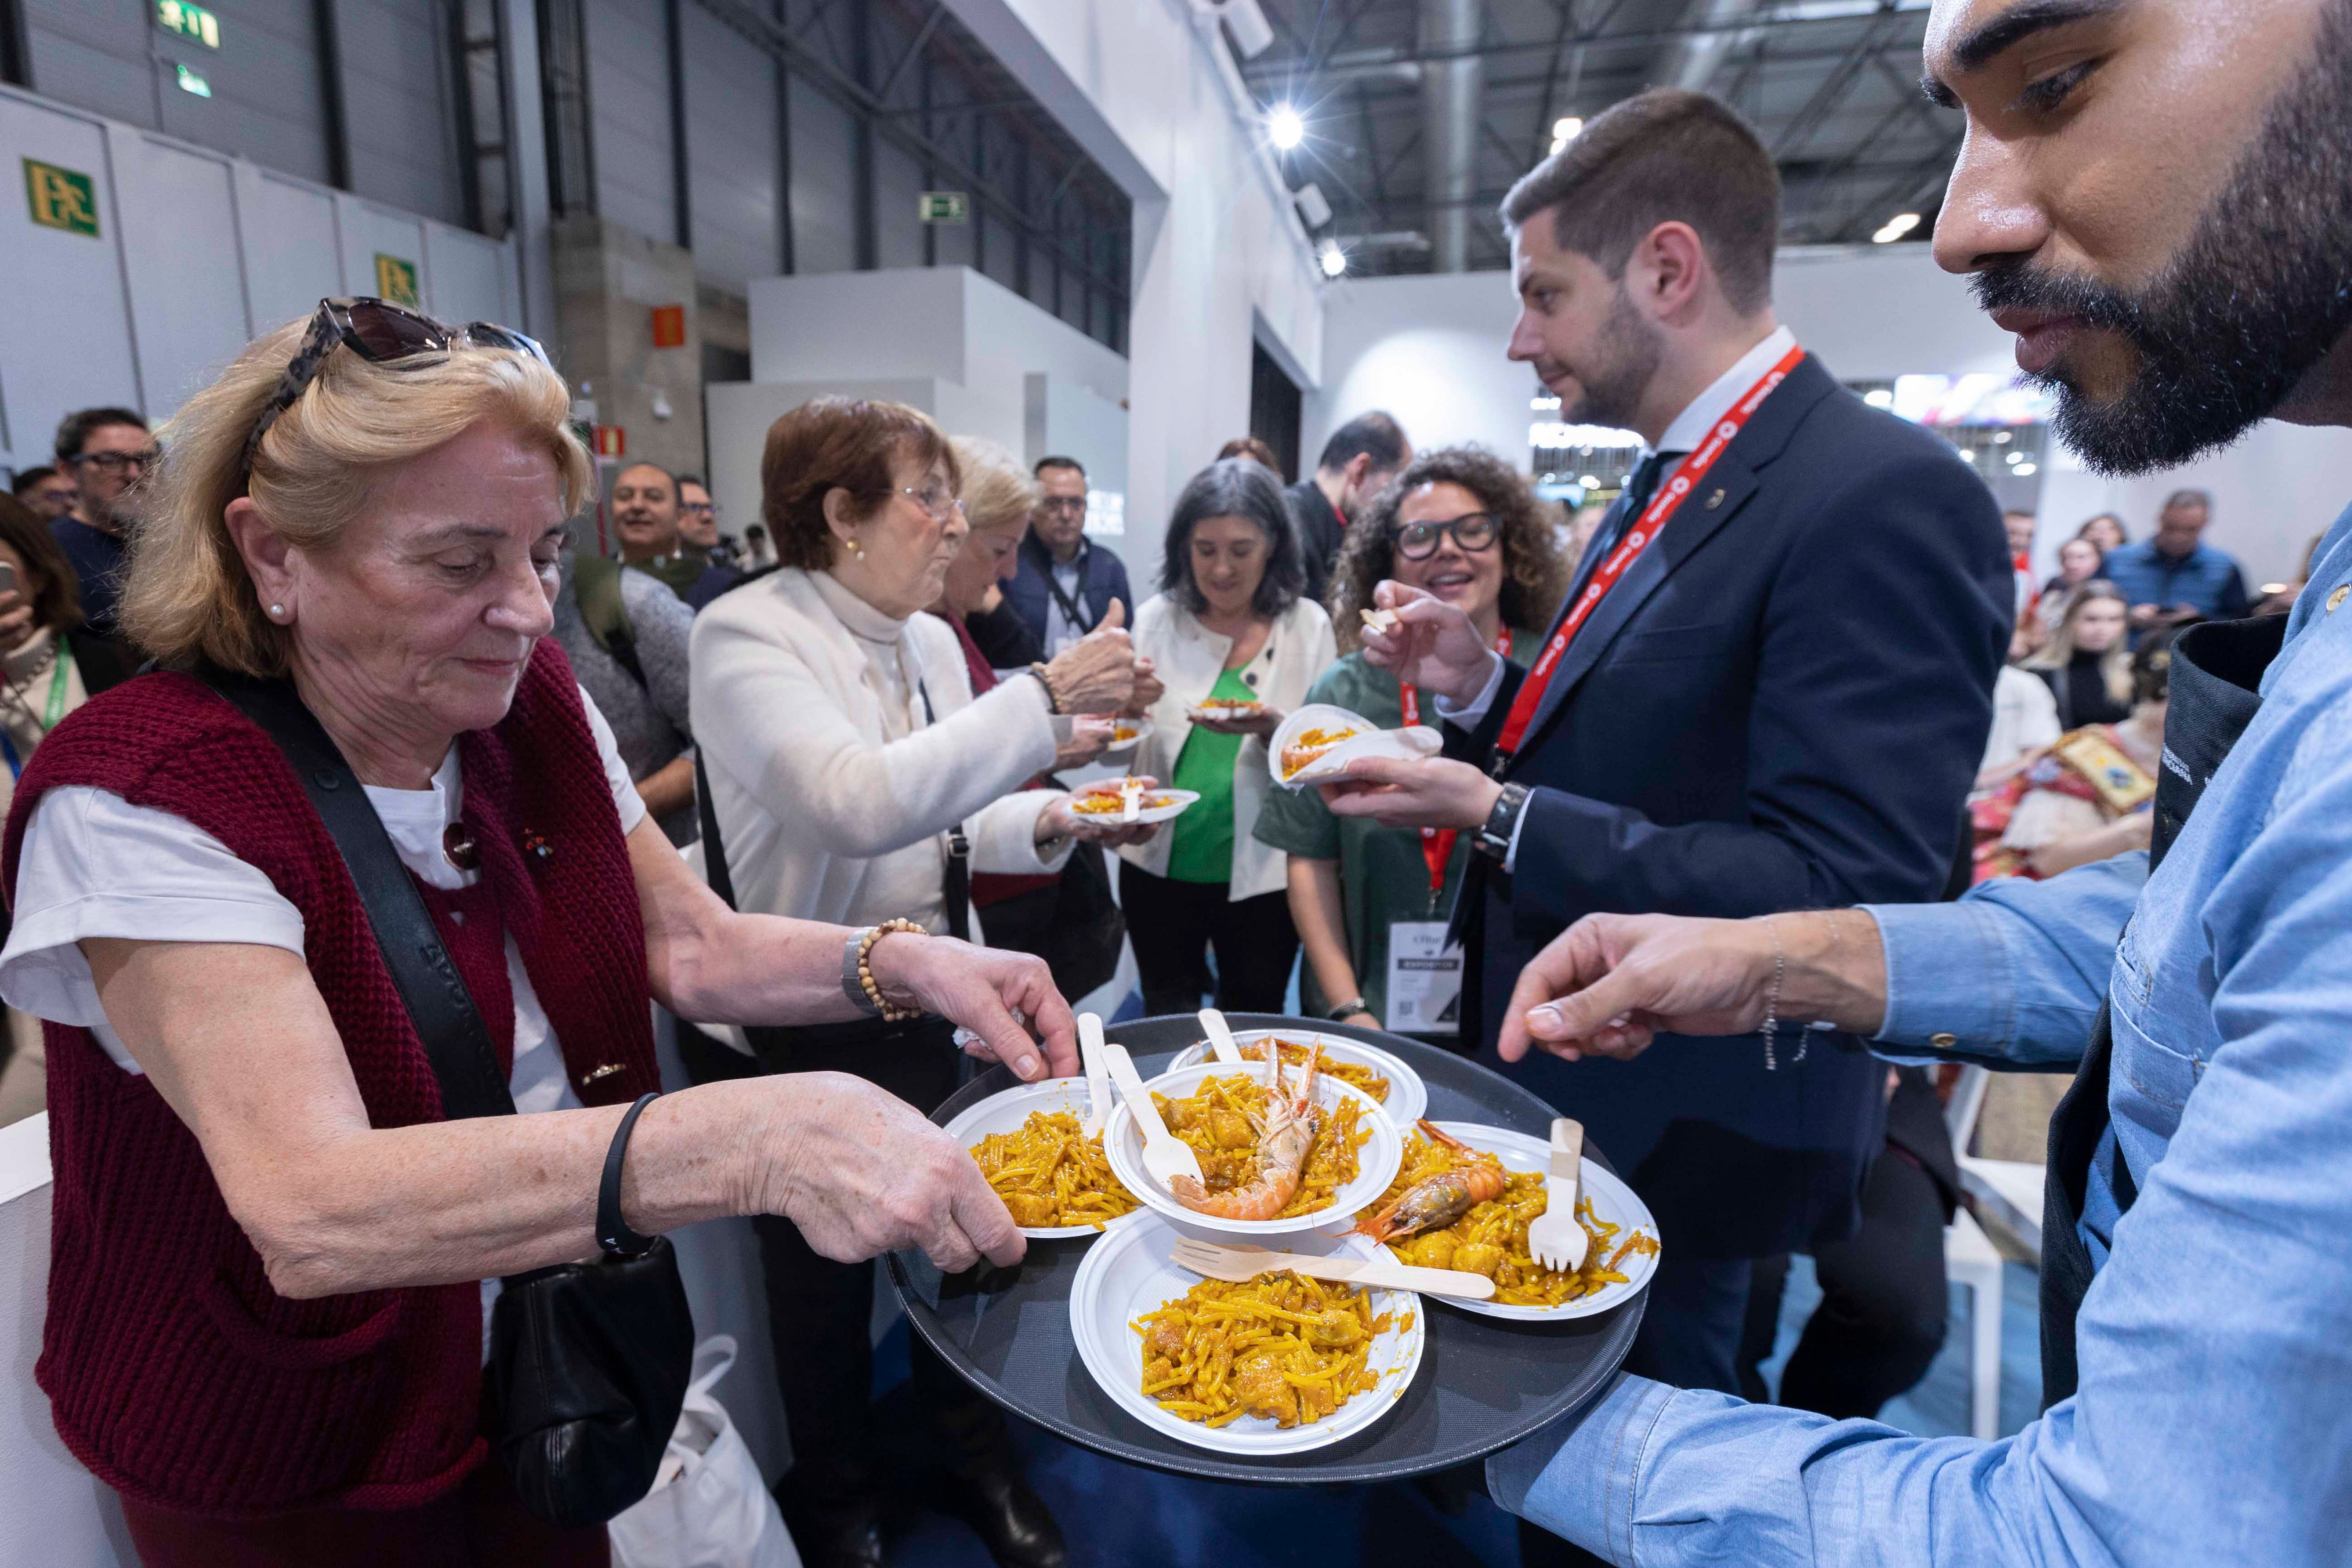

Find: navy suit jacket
1004;532;1132;649
1446;355;2010;1258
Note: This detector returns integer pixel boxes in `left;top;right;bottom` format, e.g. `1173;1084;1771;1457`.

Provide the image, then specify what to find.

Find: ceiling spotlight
1269;103;1305;151
1872;211;1923;244
1549;116;1583;155
2014;462;2038;476
1319;240;1346;278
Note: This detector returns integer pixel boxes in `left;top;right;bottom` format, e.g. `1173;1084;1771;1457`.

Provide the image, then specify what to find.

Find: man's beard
1972;0;2352;476
1558;284;1664;432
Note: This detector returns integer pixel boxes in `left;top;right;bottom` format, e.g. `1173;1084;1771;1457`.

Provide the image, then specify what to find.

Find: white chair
1942;1065;2019;1440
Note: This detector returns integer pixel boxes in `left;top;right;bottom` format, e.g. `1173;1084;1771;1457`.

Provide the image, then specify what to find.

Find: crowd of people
0;0;2348;1561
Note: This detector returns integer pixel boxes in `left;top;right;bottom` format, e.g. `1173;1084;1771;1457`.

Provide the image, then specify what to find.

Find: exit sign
374;253;419;307
23;159;99;237
918;191;968;224
156;0;221;47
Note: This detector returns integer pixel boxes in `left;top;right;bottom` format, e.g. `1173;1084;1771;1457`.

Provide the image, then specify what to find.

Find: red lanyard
1494;342;1804;762
1400;631;1515;899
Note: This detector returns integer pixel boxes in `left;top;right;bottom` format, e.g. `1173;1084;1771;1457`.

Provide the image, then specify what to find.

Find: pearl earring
845;539;865;558
268;604;285;620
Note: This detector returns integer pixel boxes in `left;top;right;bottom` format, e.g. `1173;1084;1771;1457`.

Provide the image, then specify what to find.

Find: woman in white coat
1122;458;1337;1016
687;398;1144;1568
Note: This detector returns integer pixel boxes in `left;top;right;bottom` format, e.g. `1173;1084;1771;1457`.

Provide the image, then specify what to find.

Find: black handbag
204;669;694;1529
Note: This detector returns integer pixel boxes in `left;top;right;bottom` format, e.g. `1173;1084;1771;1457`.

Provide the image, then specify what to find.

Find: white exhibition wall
0;82;520;481
943;0;1327;586
1308;246;2352;588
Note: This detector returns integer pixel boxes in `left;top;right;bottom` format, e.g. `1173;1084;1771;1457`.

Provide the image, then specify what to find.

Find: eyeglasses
1038;496;1088;517
243;297;552;478
899;480;965;523
1394;512;1499;560
681;500;715;517
71;448;161;474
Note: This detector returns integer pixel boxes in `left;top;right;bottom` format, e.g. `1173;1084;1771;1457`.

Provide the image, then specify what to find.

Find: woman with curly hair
1253;446;1570;1043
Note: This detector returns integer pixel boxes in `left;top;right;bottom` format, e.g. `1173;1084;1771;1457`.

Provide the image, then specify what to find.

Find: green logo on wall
24;159;99;237
918;191;969;224
374;254;420;307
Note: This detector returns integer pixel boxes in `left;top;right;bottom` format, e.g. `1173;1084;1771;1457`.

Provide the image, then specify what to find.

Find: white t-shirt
0;686;648;1348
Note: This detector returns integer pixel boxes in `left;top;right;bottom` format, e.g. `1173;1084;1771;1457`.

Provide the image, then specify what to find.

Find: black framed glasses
1394;511;1499;560
1038;495;1088;517
242;297;552;477
70;447;161;474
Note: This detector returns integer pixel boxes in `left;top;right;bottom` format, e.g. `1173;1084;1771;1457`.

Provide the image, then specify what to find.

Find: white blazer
1119;592;1337;901
689;567;1070;929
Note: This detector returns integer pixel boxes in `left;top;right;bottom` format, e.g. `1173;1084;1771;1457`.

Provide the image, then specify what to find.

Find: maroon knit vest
1;641;660;1518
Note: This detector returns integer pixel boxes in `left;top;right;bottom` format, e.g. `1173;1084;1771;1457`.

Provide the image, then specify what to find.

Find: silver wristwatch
1475;782;1531;863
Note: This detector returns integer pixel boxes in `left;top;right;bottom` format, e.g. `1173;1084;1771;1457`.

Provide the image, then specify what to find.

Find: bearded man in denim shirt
1485;0;2352;1563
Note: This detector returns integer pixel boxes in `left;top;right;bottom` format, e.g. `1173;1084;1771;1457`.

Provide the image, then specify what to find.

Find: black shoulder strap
694;748;738;912
201;667;517;1121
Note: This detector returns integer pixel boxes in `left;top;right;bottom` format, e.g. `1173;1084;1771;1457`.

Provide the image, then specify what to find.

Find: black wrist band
596;1091;662;1258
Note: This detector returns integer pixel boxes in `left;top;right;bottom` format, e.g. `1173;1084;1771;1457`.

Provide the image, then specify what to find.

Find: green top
1250;631;1542;1024
1165;666;1257;883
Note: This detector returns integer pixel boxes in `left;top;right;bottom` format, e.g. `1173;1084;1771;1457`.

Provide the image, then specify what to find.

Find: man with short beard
1332;89;2010;1414
1485;0;2352;1563
612;461;701;597
49;407;153;640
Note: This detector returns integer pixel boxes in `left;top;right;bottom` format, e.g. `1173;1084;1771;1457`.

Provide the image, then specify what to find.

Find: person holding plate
1122;458;1335;1016
1254;446;1568;1045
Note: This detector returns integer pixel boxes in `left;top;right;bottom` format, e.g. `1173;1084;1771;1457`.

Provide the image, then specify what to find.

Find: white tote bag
610;1336;801;1568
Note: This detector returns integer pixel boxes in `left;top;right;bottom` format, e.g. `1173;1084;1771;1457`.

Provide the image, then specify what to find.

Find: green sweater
1250;632;1541;1026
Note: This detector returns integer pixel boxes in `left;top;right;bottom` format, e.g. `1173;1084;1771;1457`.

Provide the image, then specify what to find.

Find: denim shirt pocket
2109;917;2202;1114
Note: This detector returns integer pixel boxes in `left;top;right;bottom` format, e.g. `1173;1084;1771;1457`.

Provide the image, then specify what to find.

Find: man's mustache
1971;261;2147;340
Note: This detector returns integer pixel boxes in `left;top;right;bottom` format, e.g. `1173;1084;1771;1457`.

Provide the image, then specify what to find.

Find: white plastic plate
1068;1214;1425;1456
1067;786;1199;826
1165;1027;1428;1129
946;1077;1141;1240
1269;702;1442;788
1101;717;1155;756
1380;1122;1661;1321
1104;1063;1403;1242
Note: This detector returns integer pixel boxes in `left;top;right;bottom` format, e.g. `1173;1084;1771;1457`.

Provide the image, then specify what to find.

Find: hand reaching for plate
1039;778;1163;847
1054;716;1117;771
1192;704;1283;737
1044;598;1139;714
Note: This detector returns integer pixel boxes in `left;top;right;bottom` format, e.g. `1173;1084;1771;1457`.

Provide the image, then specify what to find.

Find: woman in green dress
1254;446;1570;1046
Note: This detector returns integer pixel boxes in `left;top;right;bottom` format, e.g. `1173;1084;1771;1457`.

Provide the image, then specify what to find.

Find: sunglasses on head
242;297;553;478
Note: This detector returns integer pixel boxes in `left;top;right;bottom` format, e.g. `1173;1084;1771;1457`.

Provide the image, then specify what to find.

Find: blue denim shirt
2099;536;2251;623
1488;505;2352;1567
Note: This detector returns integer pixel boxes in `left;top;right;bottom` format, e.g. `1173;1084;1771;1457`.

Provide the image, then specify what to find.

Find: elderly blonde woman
688;400;1142;1568
0;301;1073;1565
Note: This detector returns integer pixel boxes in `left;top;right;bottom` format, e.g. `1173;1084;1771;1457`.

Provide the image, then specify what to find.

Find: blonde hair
125;313;593;676
950;435;1041;535
2023;578;2134;707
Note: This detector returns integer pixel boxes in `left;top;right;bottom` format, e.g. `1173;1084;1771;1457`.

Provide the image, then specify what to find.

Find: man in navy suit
1327;89;2010;1399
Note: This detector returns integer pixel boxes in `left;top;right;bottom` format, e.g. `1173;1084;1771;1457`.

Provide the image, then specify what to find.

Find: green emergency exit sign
156;0;222;48
24;159;99;237
918;191;969;224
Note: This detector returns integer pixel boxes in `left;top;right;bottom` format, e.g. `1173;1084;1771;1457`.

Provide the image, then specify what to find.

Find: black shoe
777;1485;886;1568
934;1463;1067;1568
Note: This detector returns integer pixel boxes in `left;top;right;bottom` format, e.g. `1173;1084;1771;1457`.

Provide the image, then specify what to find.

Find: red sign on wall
650;304;686;348
593;425;626;457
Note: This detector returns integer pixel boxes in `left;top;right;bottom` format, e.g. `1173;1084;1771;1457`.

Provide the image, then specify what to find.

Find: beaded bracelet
858;918;929;1022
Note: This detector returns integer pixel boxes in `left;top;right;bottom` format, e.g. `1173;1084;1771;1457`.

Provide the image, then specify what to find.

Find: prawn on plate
1352;1120;1506;1243
1168;1042;1327;1221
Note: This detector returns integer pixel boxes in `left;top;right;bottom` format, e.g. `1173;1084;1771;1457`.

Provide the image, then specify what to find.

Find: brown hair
0;493;82;635
1216;435;1280;472
2024;579;2134;708
760;398;960;572
126;313;591;677
1501;88;1779;317
1328;446;1573;653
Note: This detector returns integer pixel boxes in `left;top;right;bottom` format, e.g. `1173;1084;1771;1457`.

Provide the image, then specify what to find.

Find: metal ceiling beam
1770;3;1904;159
1242;6;1929;77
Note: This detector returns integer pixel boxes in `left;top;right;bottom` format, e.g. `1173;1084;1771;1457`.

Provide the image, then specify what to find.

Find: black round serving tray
887;1013;1645;1485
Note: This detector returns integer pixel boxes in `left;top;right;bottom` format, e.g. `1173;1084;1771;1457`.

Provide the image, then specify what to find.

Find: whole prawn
1170;1042;1323;1221
1353;1120;1507;1243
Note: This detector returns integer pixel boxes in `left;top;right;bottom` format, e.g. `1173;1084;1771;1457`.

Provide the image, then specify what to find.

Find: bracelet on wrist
1326;998;1370;1023
1027;662;1064;715
857;918;930;1022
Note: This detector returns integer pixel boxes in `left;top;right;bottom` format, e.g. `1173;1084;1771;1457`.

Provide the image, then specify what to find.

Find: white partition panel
422;222;513;329
335;196;429;311
236;167;345;336
0;93;141;470
105;125;254;418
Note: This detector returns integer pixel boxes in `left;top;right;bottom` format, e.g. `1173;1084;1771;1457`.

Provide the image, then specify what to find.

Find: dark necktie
1589;449;1680;563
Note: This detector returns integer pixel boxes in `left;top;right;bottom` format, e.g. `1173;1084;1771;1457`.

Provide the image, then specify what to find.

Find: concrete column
551;215;705;483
